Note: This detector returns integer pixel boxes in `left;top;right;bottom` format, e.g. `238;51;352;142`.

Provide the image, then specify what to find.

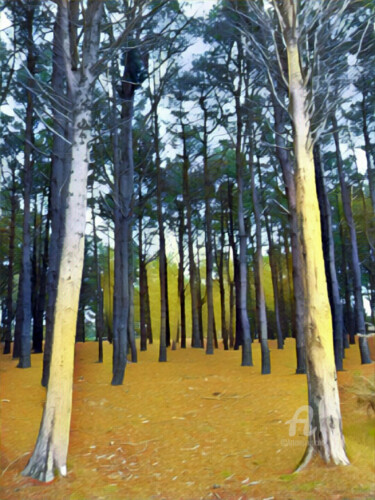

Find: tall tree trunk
215;211;228;350
16;3;36;368
91;194;104;363
277;1;349;467
332;114;371;364
250;155;270;373
235;79;253;366
177;202;187;348
181;124;201;348
138;183;147;351
32;194;48;354
112;63;135;383
22;0;103;480
362;90;375;212
128;234;137;363
200;99;214;355
3;168;17;355
272;96;305;374
145;267;153;344
227;180;242;351
314;144;344;370
154;106;167;362
265;216;284;349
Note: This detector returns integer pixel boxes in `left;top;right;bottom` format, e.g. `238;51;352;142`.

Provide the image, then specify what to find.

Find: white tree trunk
277;0;349;468
22;0;103;481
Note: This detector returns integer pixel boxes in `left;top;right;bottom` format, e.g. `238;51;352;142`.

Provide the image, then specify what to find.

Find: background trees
0;0;374;480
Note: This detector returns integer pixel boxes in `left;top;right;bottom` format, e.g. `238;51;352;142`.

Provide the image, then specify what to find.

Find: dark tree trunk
164;254;171;348
314;144;344;370
196;243;204;347
227;181;242;350
265;216;284;349
234;81;252;365
145;269;153;344
215;211;228;350
154;108;167;362
251;155;270;374
75;305;85;343
111;70;134;384
361;90;375;211
32;195;48;354
177;203;187;348
138;176;147;352
16;4;36;369
128;235;137;363
181;124;201;348
3;168;17;355
200;98;215;355
91;193;104;363
333;115;371;364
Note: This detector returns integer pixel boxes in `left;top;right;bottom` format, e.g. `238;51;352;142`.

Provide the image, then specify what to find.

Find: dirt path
1;339;374;499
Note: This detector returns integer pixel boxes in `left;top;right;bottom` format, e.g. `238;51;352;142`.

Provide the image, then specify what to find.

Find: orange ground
0;338;374;500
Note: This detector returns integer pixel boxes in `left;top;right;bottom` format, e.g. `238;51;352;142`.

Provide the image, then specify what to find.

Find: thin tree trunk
112;65;134;383
362;90;375;211
201;100;214;355
91;193;104;363
181;124;201;348
265;216;284;349
32;194;48;354
177;202;187;348
250;154;270;373
128;234;137;363
16;3;36;368
154;106;167;362
3;168;17;355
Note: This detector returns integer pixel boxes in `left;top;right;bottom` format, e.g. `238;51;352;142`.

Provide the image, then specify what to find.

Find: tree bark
177;202;187;348
22;0;103;480
3;168;17;355
16;3;36;369
277;0;349;468
112;62;135;383
181;124;201;348
250;155;270;373
91;195;104;363
200;98;214;355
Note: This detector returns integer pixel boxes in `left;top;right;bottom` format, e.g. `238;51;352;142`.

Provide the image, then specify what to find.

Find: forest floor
0;338;374;500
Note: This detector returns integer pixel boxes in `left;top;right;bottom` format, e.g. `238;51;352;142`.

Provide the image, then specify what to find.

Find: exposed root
294;445;314;473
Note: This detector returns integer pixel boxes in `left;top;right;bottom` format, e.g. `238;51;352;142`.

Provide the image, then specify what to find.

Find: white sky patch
355;147;367;174
0;10;11;31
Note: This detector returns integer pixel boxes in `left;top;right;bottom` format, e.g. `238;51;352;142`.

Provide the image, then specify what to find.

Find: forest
0;0;374;499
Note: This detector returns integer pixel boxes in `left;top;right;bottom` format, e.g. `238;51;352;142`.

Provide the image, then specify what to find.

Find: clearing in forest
0;339;374;499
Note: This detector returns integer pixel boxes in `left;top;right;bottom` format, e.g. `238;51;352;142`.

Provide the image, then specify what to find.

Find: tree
271;0;349;468
22;0;104;481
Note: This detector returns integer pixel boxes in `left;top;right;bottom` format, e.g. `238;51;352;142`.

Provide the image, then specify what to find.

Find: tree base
295;444;350;473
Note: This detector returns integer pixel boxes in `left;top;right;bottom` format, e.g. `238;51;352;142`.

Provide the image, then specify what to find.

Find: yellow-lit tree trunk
276;0;349;469
22;0;103;481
